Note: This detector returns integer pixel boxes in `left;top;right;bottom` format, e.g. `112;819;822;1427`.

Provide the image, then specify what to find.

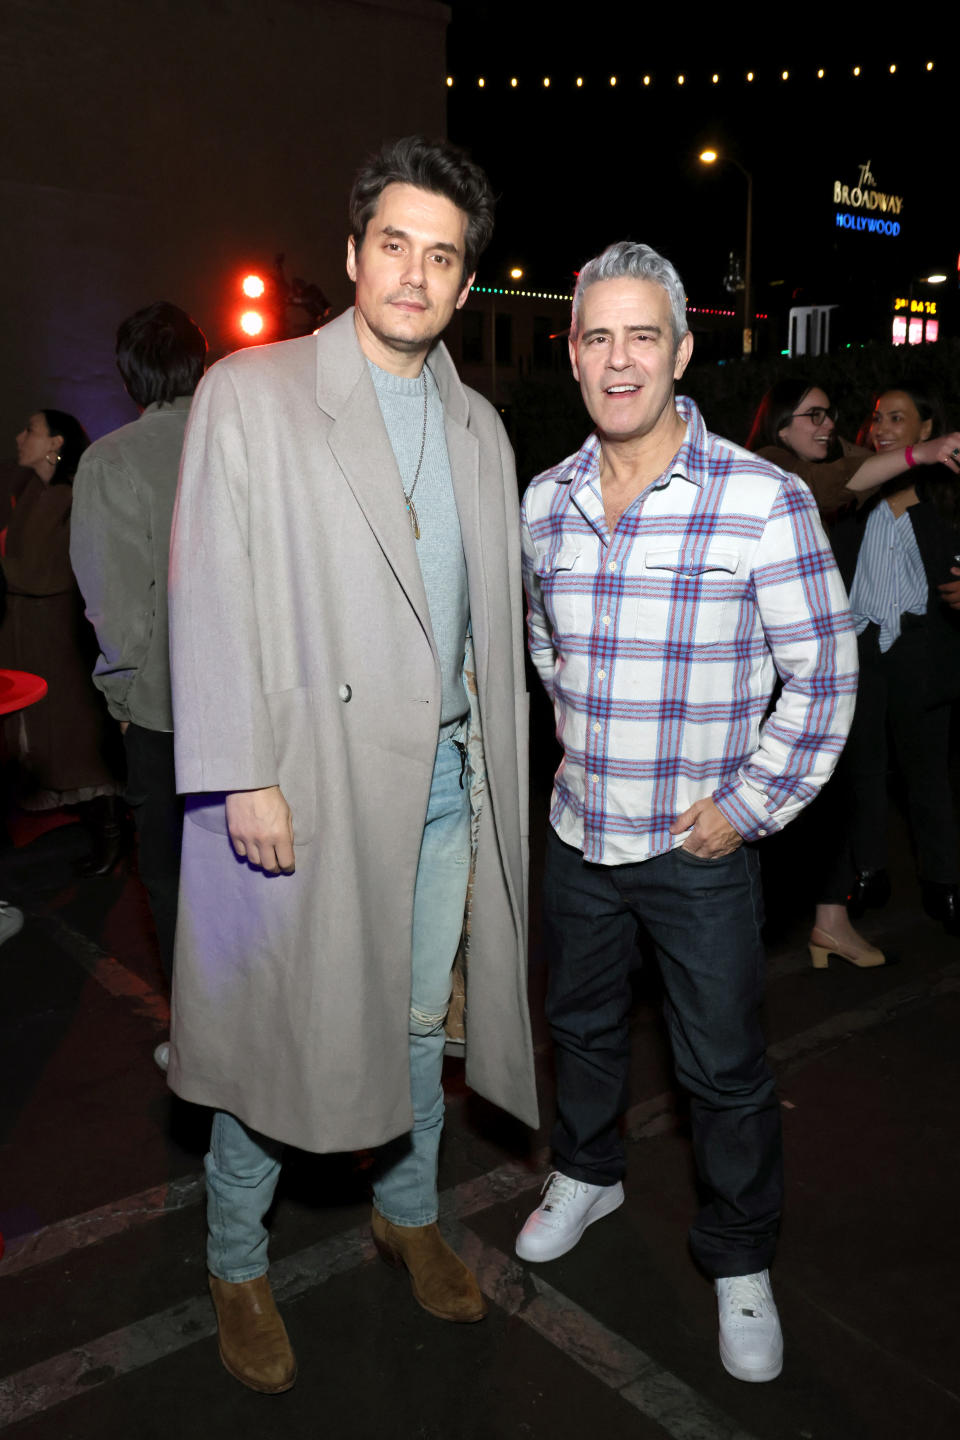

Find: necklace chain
402;369;429;540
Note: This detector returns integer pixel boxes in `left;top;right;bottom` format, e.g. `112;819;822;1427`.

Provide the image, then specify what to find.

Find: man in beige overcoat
167;137;537;1393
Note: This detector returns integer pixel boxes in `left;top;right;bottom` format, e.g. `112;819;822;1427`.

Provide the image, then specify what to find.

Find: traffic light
232;258;332;344
237;272;269;342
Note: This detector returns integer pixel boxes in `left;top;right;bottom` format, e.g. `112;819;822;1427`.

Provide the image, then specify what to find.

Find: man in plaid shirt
515;241;857;1383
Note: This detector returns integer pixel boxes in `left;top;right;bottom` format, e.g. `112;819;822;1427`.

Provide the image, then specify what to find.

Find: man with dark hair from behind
165;136;536;1393
71;301;207;1068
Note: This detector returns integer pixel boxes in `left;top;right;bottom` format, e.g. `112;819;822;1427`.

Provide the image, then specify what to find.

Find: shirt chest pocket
637;547;741;646
539;541;594;636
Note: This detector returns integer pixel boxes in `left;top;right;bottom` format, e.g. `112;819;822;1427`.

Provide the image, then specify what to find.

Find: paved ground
1;753;958;1440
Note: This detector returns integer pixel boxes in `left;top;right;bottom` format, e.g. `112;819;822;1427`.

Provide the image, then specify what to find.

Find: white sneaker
716;1269;783;1382
0;901;23;946
153;1041;170;1073
515;1171;624;1262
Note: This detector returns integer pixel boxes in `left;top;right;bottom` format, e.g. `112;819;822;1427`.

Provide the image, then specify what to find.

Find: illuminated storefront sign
833;160;903;237
894;296;936;315
891;294;938;345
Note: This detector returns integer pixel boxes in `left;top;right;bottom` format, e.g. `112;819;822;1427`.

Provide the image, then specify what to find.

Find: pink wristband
904;445;916;468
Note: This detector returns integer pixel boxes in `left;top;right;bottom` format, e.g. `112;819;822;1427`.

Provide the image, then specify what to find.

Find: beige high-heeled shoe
808;926;887;969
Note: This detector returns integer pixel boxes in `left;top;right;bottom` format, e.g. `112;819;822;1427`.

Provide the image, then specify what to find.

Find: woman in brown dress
1;409;124;871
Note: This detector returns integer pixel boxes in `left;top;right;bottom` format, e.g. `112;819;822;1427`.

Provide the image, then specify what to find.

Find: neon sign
832;159;903;238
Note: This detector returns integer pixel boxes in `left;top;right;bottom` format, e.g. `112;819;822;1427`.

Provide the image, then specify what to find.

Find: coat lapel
444;409;489;700
316;312;432;641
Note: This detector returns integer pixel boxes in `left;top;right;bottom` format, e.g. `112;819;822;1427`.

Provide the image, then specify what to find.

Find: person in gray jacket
71;303;207;1033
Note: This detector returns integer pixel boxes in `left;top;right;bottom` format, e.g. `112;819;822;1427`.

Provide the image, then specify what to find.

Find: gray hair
570;241;688;347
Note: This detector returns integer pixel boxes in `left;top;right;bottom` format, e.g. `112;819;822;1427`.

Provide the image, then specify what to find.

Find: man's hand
670;797;743;858
939;565;960;610
226;785;295;873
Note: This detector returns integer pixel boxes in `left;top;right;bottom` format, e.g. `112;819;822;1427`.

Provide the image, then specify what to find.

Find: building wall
1;0;449;440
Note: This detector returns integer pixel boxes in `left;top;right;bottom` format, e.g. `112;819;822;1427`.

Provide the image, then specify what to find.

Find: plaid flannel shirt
520;396;858;865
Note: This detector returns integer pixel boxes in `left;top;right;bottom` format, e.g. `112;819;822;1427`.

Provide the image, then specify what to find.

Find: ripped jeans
205;727;471;1281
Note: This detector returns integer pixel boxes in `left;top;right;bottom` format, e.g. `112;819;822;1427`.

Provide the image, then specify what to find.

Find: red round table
0;669;46;1261
0;669;47;716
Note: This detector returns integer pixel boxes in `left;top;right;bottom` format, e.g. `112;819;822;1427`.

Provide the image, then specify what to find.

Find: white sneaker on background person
515;1171;625;1262
716;1269;783;1382
0;901;23;946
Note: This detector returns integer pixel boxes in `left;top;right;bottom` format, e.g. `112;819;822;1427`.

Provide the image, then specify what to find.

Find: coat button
338;683;352;702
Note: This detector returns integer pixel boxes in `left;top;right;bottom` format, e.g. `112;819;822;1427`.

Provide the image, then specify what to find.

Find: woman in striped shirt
830;387;960;941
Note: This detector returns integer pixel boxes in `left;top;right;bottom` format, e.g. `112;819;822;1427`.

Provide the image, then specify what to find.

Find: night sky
443;11;949;333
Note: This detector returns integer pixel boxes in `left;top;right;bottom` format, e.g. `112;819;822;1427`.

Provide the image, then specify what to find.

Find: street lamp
699;149;754;357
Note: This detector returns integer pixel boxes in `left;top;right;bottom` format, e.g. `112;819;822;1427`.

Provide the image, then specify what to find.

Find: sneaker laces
538;1171;585;1214
720;1272;771;1320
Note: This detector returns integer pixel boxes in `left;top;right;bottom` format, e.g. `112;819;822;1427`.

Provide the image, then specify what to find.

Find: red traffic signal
236;272;269;342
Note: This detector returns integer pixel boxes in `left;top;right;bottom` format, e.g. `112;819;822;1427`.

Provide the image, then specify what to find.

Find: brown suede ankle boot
208;1273;297;1392
371;1208;486;1322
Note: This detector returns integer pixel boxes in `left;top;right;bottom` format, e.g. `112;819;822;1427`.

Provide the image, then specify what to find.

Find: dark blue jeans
543;827;782;1278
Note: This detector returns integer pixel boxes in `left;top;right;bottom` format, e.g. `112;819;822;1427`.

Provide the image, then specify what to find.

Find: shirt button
597;669;606;680
593;722;601;733
592;774;600;783
602;615;611;626
338;683;352;702
757;827;767;837
608;561;617;572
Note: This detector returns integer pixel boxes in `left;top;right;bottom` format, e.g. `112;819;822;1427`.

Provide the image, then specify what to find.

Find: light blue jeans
205;729;471;1282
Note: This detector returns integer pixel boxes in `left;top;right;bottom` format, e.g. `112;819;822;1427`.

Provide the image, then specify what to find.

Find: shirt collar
559;394;708;496
142;396;194;416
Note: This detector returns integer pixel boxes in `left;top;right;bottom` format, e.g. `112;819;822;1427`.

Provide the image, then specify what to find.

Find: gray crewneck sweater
368;360;469;728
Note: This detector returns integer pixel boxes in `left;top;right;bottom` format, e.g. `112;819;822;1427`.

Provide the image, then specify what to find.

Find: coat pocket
637;547;740;646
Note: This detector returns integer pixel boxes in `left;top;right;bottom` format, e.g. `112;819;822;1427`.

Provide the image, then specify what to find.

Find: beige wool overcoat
166;309;538;1151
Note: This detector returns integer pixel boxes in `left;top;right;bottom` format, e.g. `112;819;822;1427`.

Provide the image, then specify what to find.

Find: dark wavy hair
858;382;946;449
40;409;90;485
116;302;207;409
349;135;495;280
745;377;843;460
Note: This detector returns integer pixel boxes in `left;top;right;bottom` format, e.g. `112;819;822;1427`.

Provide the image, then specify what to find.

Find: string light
444;62;940;90
470;289;769;319
473;286;572;300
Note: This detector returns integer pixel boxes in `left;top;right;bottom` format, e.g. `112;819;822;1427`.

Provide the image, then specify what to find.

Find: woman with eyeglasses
829;385;960;939
746;378;955;523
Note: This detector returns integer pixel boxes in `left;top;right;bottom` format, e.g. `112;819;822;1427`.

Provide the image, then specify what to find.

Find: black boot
75;795;127;878
921;881;960;936
847;867;891;919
